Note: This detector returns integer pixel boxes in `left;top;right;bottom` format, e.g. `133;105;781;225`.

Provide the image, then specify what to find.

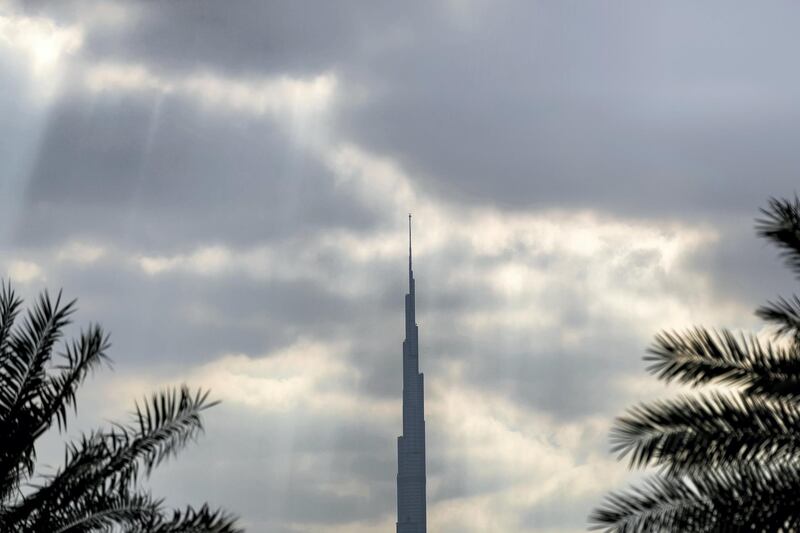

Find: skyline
3;1;800;531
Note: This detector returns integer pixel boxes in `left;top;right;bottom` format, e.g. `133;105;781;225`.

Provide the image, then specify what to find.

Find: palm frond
130;386;217;476
0;283;238;532
592;198;800;532
39;325;110;435
4;290;75;415
756;196;800;277
611;392;800;474
646;327;800;400
589;474;713;532
0;432;110;529
0;328;107;497
7;386;217;525
0;280;23;366
757;295;800;341
0;290;76;499
47;489;162;533
590;464;800;532
131;504;242;533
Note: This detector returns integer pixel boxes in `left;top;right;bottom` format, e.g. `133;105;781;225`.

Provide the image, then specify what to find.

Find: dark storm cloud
15;89;379;249
458;343;640;420
17;0;800;219
41;257;377;367
335;0;800;216
683;220;795;310
422;293;646;419
199;411;395;527
16;0;430;78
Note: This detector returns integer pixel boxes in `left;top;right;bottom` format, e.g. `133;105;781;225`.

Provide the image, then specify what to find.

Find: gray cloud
334;0;800;218
17;0;800;219
14;89;379;250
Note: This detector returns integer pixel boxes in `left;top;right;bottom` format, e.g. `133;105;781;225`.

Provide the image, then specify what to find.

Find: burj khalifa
396;214;427;533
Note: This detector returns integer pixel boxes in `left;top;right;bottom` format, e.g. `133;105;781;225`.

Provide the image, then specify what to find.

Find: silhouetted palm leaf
646;328;800;400
756;196;800;277
591;197;800;531
0;284;240;533
612;392;800;474
757;294;800;341
591;463;800;531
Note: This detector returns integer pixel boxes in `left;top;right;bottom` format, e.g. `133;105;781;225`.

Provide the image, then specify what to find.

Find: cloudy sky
2;1;799;531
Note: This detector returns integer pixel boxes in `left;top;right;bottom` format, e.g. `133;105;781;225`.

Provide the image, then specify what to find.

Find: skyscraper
397;214;427;533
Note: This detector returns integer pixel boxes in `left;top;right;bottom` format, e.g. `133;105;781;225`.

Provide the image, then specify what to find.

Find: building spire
408;213;413;287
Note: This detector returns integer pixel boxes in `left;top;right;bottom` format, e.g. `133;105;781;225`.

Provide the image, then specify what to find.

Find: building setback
396;214;427;533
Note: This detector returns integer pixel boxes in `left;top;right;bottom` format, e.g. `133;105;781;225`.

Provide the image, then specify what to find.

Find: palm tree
590;197;800;532
0;283;240;532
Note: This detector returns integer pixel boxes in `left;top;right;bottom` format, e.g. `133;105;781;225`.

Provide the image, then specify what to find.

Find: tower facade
397;215;427;533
